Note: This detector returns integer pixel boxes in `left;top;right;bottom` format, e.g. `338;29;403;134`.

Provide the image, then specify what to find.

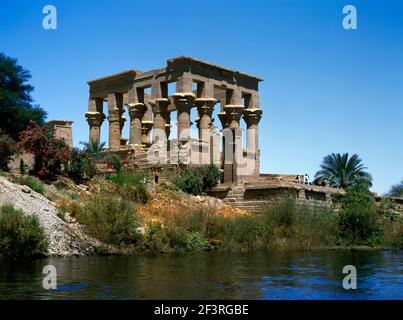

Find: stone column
243;108;262;176
128;103;147;145
141;121;153;145
223;104;244;184
195;97;216;165
107;110;121;148
195;98;216;140
85;97;104;144
85;111;105;144
165;112;171;138
107;93;124;148
119;110;127;145
174;73;195;143
173;93;195;143
150;98;169;143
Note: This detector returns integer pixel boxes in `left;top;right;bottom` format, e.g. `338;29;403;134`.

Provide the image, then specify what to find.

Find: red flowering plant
19;121;71;180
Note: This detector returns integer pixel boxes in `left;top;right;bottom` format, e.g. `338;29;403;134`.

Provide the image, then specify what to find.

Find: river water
0;250;402;299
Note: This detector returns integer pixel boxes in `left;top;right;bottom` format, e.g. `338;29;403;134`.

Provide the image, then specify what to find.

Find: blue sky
1;0;402;194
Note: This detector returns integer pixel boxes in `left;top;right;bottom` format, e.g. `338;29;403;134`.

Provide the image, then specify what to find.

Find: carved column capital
243;108;262;127
85;111;105;127
173;93;195;112
195;98;216;116
150;98;169;115
223;104;244;129
128;102;147;119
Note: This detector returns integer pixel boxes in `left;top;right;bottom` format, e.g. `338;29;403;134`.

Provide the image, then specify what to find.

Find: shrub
335;187;382;246
0;204;48;258
172;164;221;196
140;222;170;255
19;121;71;180
173;231;209;252
75;196;140;245
268;195;298;229
106;170;149;203
172;167;204;195
203;164;222;190
0;132;18;171
106;155;121;172
383;221;403;249
64;148;95;182
14;176;45;195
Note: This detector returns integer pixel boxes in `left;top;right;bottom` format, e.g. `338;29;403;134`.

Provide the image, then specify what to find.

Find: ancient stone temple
84;57;403;213
85;56;263;184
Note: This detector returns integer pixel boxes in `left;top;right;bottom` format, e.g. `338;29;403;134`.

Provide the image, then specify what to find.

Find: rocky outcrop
0;177;97;256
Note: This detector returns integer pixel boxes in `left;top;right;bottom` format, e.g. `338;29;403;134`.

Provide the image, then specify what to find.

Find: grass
0;203;48;258
136;197;338;254
75;195;141;245
381;219;403;249
50;176;403;255
106;170;149;203
14;176;45;195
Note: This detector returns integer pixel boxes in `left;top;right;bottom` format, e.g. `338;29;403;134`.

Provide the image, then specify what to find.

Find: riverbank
0;173;402;258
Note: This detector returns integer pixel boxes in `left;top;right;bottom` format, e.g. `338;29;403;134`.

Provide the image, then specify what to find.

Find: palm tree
80;140;107;160
80;139;121;171
314;153;372;189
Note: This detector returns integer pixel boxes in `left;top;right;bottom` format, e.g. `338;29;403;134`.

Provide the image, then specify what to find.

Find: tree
0;131;18;171
0;52;47;140
386;180;403;198
80;140;107;161
78;140;122;175
314;153;372;189
334;187;382;246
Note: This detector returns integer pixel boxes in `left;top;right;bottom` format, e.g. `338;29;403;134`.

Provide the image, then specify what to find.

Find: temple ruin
85;57;403;213
85;56;262;184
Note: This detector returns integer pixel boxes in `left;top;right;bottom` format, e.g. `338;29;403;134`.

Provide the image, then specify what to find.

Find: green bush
183;231;209;252
140;222;170;255
203;164;222;190
64;148;91;182
107;155;121;172
0;204;48;258
268;195;297;228
106;170;149;203
14;176;45;195
172;164;221;196
75;196;140;245
335;187;382;246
